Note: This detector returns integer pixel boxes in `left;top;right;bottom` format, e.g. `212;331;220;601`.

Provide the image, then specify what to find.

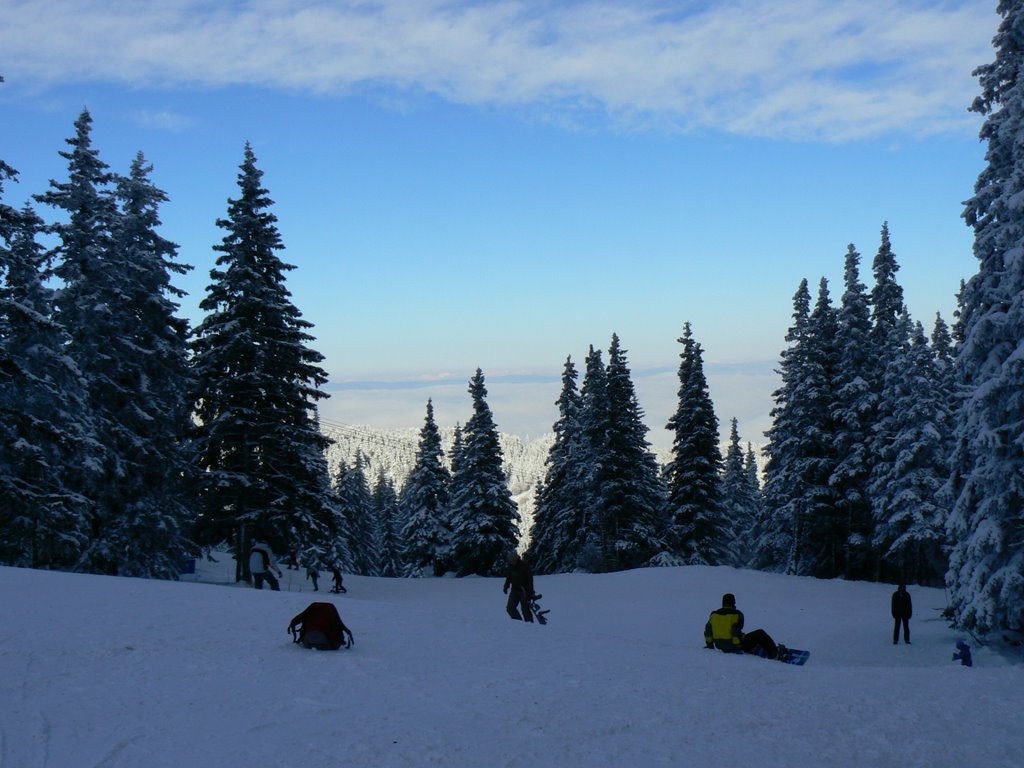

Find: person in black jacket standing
503;553;534;622
892;583;912;644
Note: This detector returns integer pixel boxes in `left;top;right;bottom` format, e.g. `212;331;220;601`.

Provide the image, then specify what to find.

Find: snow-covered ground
2;556;1021;768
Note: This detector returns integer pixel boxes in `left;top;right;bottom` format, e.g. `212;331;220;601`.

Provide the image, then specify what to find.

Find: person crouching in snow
953;640;973;667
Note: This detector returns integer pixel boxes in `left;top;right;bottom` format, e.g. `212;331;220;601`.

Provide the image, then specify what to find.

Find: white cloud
0;0;994;140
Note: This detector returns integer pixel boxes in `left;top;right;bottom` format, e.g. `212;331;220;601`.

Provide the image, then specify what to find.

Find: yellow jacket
705;607;744;651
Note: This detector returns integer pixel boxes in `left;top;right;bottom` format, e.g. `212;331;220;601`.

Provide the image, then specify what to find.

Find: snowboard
751;646;810;665
530;593;550;625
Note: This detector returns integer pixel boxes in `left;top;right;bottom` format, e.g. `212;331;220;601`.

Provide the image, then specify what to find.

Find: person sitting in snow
704;593;785;659
503;552;535;622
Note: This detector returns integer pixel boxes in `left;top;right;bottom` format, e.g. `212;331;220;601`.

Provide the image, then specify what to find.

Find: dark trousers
741;629;778;659
254;571;280;591
506;587;533;622
893;617;910;643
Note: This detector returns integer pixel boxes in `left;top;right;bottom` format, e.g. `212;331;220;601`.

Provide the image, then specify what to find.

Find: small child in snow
952;640;973;667
330;565;347;594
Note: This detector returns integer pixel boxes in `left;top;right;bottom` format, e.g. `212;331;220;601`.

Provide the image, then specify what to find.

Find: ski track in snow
1;559;1022;768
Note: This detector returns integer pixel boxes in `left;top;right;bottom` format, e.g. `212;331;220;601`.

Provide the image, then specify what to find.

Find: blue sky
0;1;996;449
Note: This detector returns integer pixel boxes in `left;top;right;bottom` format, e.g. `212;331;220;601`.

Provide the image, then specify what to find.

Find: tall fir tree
526;356;587;573
335;454;376;575
372;471;403;577
758;279;812;571
869;319;950;585
573;345;612;571
399;399;453;576
191;144;336;579
663;323;726;565
794;278;841;577
0;190;93;568
596;334;666;569
36;113;194;576
829;244;877;579
761;279;840;576
720;419;759;567
449;369;520;577
948;0;1024;633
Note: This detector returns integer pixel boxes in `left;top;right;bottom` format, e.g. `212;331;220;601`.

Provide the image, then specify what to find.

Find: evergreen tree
761;279;840;576
597;334;666;569
191;144;335;579
663;323;726;565
449;369;520;577
758;280;812;571
399;399;453;576
0;192;93;568
573;345;611;572
526;356;587;573
105;152;196;577
36;113;194;577
336;454;376;575
720;419;759;567
795;278;841;577
829;244;877;579
373;471;403;577
869;320;950;585
948;0;1024;632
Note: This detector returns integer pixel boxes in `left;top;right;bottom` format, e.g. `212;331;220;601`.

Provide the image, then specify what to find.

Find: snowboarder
953;640;973;667
249;541;282;591
892;583;912;645
704;593;784;660
503;552;534;622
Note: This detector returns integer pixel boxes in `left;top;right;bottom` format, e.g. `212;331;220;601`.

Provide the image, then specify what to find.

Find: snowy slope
2;559;1020;768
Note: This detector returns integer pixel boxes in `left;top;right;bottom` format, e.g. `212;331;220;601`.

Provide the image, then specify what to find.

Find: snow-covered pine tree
573;345;611;572
828;244;878;579
449;369;520;577
336;454;377;575
663;323;726;565
869;319;950;585
35;113;194;576
526;356;587;573
104;152;195;577
597;334;666;569
757;280;812;572
761;279;840;576
190;144;335;580
0;192;94;569
720;419;758;567
373;471;403;577
399;399;453;577
794;278;841;577
948;0;1024;633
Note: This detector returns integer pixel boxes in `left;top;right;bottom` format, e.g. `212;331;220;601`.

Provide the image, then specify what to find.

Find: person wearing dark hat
502;552;535;622
891;583;913;645
705;593;783;659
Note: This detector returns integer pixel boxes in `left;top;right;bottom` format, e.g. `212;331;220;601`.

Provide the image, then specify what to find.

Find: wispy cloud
0;0;994;140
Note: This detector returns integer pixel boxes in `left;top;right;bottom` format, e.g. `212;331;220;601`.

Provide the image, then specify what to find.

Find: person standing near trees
503;552;534;622
249;541;282;591
892;583;912;644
